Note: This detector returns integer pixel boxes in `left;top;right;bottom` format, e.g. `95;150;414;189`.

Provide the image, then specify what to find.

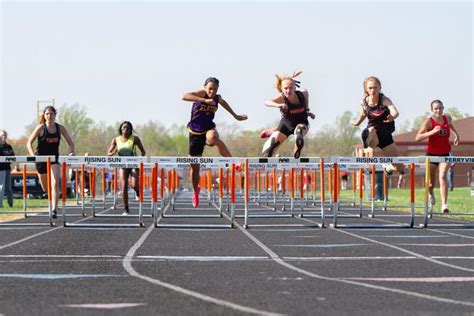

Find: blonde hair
275;71;302;93
363;76;382;96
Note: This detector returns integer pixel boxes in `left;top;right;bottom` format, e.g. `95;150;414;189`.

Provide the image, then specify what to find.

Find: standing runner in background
183;77;247;208
0;130;15;208
261;71;315;158
27;106;75;219
107;121;146;215
415;100;459;213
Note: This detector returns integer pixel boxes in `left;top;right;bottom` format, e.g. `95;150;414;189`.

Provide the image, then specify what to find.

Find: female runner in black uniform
261;71;315;158
27;106;75;218
352;76;404;174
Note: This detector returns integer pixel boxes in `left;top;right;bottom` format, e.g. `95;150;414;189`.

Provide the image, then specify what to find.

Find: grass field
337;186;473;219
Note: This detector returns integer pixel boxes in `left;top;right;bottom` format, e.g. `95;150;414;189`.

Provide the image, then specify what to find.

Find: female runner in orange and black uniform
261;71;315;159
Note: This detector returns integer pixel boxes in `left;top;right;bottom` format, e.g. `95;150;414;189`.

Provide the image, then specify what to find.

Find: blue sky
1;0;472;139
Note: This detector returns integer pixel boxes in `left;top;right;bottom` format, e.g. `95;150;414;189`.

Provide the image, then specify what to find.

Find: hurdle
150;157;241;229
59;156;149;228
238;157;327;229
420;156;474;228
296;160;362;223
0;156;58;226
330;156;423;229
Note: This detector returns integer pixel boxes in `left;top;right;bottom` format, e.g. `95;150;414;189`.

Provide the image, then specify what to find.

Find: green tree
445;107;469;120
334;111;359;155
411;112;431;131
77;123;116;155
57;103;94;140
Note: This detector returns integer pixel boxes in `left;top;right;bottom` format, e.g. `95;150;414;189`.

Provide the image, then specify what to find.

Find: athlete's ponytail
275;71;303;93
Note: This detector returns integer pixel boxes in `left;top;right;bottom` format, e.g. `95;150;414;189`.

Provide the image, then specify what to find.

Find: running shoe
382;164;393;176
51;210;57;219
442;204;449;214
260;129;273;139
122;206;130;215
294;135;304;159
192;188;201;208
361;128;369;149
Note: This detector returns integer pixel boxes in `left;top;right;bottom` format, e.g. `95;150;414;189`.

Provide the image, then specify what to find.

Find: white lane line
0;207;115;250
428;229;474;240
1;255;474;263
59;303;146;309
397;243;474;247
285;256;474;261
0;273;125;280
331;226;474;273
123;210;281;316
344;277;474;283
0;227;60;251
275;243;369;248
283;256;417;261
324;214;474;273
0;255;122;258
136;256;269;261
0;259;125;263
221;212;474;307
367;235;450;238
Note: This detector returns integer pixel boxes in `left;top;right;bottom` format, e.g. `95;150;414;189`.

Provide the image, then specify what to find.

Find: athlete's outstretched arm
264;95;286;110
219;97;247;121
182;90;215;105
135;137;147;156
107;138;117;156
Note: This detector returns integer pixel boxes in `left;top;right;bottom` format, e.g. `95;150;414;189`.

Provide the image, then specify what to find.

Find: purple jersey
187;95;219;134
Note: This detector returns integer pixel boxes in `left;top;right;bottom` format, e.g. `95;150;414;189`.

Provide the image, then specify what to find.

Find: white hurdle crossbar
149;157;241;228
0;156;56;227
329;156;422;229
58;156;149;228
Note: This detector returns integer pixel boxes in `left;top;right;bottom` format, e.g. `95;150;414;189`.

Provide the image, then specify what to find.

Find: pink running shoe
260;129;273;139
235;164;242;172
192;188;201;208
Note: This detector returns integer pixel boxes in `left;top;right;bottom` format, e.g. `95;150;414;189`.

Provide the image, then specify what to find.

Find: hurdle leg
332;202;338;228
369;165;376;218
320;199;325;228
332;163;339;228
421;158;430;228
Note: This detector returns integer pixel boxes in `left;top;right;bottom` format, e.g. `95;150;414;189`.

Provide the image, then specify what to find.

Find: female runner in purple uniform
183;77;247;207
